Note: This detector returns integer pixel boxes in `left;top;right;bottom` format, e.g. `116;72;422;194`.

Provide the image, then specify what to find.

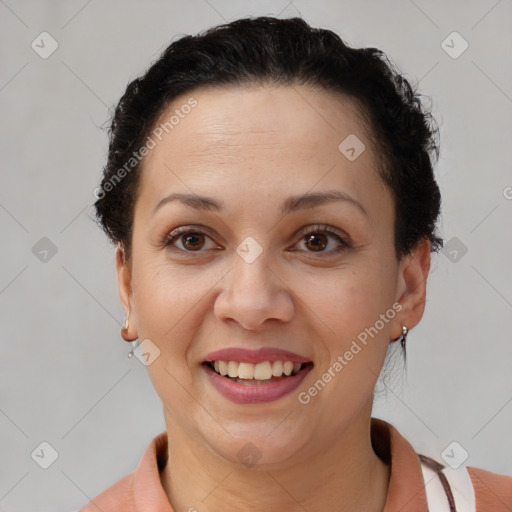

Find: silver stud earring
127;340;140;359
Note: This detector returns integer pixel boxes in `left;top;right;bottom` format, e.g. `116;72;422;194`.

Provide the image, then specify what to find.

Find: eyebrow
281;190;367;217
153;190;367;217
153;193;222;214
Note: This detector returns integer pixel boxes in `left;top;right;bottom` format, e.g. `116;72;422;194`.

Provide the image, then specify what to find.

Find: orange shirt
79;418;512;511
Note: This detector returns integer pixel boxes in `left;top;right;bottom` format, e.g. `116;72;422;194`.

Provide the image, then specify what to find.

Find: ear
392;238;431;340
116;244;138;341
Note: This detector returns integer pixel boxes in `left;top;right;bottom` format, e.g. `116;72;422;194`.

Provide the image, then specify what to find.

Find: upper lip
203;347;312;364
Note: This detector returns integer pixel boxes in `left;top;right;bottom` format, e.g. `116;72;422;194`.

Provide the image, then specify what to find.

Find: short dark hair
94;16;443;260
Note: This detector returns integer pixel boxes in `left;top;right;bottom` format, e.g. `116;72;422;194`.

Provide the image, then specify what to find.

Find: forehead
151;84;373;162
137;84;389;218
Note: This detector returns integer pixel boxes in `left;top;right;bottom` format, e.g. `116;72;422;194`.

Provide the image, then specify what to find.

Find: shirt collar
371;418;429;512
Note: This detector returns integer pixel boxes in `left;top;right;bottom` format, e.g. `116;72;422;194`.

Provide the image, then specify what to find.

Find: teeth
218;361;228;376
254;362;272;380
272;361;283;377
238;362;254;379
227;361;239;378
210;360;304;380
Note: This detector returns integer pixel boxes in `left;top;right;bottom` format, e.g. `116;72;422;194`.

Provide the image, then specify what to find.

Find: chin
201;420;314;470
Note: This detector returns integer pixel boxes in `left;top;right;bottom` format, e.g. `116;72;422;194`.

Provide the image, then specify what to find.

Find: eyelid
165;224;215;240
163;224;220;250
294;224;351;247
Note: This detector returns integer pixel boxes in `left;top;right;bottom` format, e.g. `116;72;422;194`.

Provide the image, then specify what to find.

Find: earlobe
116;244;138;342
393;238;431;337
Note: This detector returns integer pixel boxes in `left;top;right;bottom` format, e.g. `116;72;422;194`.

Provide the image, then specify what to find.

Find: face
117;84;430;468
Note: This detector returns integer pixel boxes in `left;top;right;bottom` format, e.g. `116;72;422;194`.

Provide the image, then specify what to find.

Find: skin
116;84;431;512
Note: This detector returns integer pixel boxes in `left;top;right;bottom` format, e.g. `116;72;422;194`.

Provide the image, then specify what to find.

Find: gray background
1;0;511;510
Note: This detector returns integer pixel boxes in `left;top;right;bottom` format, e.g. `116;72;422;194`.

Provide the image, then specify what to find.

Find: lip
203;363;313;404
203;347;311;364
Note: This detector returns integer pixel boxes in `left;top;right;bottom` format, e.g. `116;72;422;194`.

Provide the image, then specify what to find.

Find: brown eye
304;233;328;252
293;225;350;256
181;233;205;251
164;227;220;253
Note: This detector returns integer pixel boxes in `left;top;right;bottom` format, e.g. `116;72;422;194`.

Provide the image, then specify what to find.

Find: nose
214;249;295;332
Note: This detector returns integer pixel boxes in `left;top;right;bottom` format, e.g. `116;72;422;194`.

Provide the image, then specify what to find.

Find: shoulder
421;460;512;512
467;466;512;511
78;472;137;511
419;452;512;512
76;431;170;511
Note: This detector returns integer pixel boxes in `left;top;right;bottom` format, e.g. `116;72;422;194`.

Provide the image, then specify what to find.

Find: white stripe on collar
421;461;476;512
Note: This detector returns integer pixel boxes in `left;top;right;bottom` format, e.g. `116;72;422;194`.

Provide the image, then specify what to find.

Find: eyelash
163;224;351;256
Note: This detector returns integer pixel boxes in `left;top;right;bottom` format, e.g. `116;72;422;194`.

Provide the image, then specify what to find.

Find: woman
83;16;511;512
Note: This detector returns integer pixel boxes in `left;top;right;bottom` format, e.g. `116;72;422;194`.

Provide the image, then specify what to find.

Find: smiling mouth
203;360;314;385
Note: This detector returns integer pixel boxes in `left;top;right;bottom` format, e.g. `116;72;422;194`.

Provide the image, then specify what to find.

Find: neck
160;409;390;512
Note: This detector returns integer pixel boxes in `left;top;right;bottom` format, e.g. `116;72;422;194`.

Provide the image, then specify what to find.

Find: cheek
131;264;215;357
130;267;214;410
297;264;396;393
291;270;394;432
301;266;394;342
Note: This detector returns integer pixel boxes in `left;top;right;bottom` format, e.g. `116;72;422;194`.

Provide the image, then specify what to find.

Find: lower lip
203;364;313;404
